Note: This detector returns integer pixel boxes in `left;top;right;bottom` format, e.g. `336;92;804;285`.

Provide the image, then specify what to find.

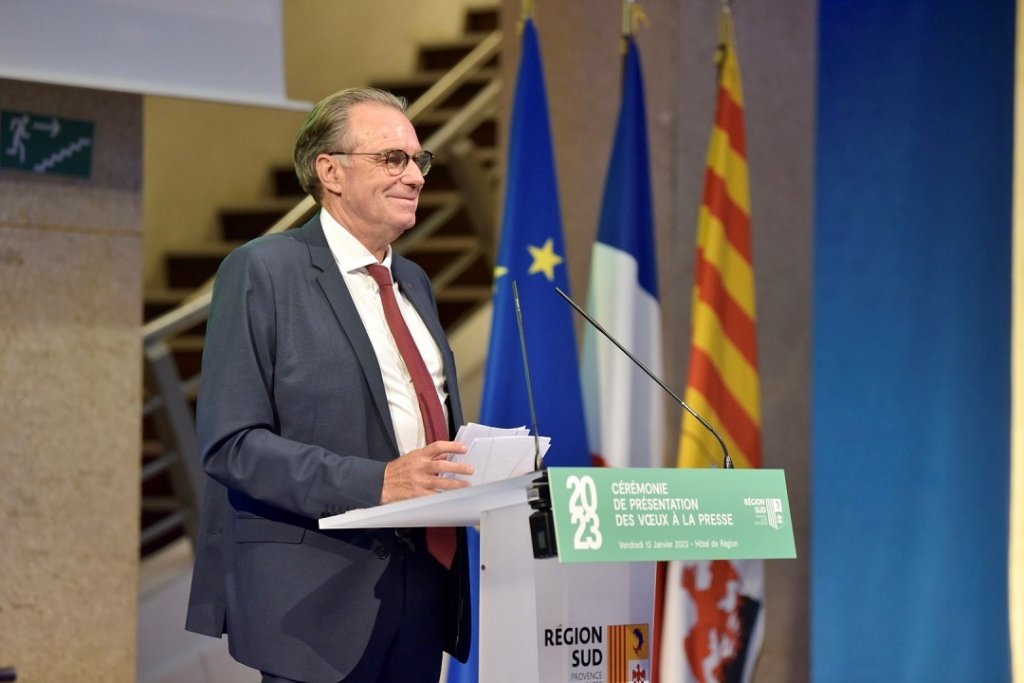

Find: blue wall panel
813;1;1013;680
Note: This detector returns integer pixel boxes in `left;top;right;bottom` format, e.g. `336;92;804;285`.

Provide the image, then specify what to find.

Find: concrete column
0;79;142;682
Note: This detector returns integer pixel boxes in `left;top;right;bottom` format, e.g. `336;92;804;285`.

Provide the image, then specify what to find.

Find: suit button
376;547;389;560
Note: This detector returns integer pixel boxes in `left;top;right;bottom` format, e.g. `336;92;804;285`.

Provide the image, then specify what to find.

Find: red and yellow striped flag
659;11;765;682
680;12;760;472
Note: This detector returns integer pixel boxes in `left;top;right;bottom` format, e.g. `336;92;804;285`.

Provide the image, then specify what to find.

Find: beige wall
0;79;143;682
498;1;815;679
143;0;481;288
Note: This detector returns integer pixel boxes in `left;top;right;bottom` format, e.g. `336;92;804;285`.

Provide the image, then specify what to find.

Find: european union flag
480;18;590;467
447;17;590;683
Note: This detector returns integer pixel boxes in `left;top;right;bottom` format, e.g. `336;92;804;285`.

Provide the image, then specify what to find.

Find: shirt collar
320;207;393;274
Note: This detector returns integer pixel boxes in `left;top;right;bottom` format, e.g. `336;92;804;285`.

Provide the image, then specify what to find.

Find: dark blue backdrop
813;0;1013;680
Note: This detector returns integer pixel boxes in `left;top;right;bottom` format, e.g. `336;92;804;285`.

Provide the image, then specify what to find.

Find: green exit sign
1;110;95;179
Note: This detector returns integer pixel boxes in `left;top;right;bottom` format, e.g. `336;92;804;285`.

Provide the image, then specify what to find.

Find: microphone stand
555;287;734;470
512;281;558;558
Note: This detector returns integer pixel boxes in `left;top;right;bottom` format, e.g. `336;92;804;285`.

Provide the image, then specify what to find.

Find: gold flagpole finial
522;0;535;22
518;0;535;35
621;0;634;54
716;1;734;68
621;1;650;53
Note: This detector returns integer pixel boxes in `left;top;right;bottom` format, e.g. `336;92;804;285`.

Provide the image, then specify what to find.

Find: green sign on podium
547;467;796;563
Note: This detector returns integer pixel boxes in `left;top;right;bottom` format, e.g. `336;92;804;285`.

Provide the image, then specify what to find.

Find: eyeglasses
329;149;433;176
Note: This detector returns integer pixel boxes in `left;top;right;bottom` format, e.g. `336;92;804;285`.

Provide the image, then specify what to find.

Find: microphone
512;280;544;471
511;280;558;558
554;286;735;470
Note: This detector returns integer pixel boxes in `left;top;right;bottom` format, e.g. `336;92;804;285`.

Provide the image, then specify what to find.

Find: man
185;87;475;683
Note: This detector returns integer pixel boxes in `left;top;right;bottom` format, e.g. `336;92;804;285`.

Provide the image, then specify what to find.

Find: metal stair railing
141;29;502;554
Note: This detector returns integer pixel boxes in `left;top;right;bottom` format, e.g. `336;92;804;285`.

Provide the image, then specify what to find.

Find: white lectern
320;471;655;683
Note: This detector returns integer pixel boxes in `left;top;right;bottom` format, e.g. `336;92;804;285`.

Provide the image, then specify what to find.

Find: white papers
444;423;551;486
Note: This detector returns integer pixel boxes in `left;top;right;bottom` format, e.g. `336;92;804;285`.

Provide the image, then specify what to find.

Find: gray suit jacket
184;215;471;682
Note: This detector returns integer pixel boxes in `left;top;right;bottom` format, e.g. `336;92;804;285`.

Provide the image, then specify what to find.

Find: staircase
141;6;501;558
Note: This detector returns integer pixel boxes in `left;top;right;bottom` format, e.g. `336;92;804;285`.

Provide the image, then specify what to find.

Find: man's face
324;102;425;256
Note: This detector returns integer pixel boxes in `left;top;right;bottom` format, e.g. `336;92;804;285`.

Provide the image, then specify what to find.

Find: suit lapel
393;256;464;430
298;217;401;457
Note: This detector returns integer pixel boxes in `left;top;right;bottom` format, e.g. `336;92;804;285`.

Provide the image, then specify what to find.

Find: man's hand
381;440;473;504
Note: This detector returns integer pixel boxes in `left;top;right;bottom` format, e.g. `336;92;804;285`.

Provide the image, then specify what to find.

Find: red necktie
366;264;456;569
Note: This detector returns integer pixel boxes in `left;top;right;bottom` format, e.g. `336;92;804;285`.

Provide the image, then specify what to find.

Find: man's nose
401;161;425;187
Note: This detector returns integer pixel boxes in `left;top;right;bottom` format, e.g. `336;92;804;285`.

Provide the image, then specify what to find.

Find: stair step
167;243;239;259
406;235;478;252
142;495;185;513
273;167;304;198
407;249;491;284
141;453;188;556
430;205;478;237
437;299;487;329
465;6;500;33
437;284;492;302
220;199;299;242
167;335;206;380
165;243;239;289
420;190;460;206
143;288;183;321
476;147;499;166
417;113;497;149
373;68;499;108
142;438;164;458
142;453;176;482
169;335;206;351
140;513;186;557
143;287;205;330
418;32;500;71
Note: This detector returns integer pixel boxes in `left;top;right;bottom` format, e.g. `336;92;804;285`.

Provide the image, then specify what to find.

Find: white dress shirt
320;208;449;456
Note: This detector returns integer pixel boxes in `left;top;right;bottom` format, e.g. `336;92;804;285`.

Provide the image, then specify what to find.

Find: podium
320;467;795;682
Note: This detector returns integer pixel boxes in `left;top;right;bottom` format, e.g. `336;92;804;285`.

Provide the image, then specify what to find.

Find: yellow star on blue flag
527;238;564;281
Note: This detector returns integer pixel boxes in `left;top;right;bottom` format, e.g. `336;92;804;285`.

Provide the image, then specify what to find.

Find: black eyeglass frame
328;149;433;176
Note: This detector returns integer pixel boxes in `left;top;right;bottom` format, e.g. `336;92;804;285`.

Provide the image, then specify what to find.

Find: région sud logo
566;474;602;550
743;496;784;530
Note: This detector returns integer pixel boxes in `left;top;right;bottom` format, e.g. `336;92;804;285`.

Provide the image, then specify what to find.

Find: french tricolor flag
581;37;664;471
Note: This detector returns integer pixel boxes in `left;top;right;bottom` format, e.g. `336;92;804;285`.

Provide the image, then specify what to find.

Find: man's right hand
380;440;473;504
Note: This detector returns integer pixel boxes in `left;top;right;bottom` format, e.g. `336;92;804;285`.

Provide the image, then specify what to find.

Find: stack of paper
442;422;551;486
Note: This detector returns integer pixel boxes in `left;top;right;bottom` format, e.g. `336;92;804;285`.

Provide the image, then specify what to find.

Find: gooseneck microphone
511;281;560;558
554;286;735;470
511;280;544;471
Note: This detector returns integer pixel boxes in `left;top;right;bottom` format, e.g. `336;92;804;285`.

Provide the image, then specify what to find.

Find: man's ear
316;154;344;195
